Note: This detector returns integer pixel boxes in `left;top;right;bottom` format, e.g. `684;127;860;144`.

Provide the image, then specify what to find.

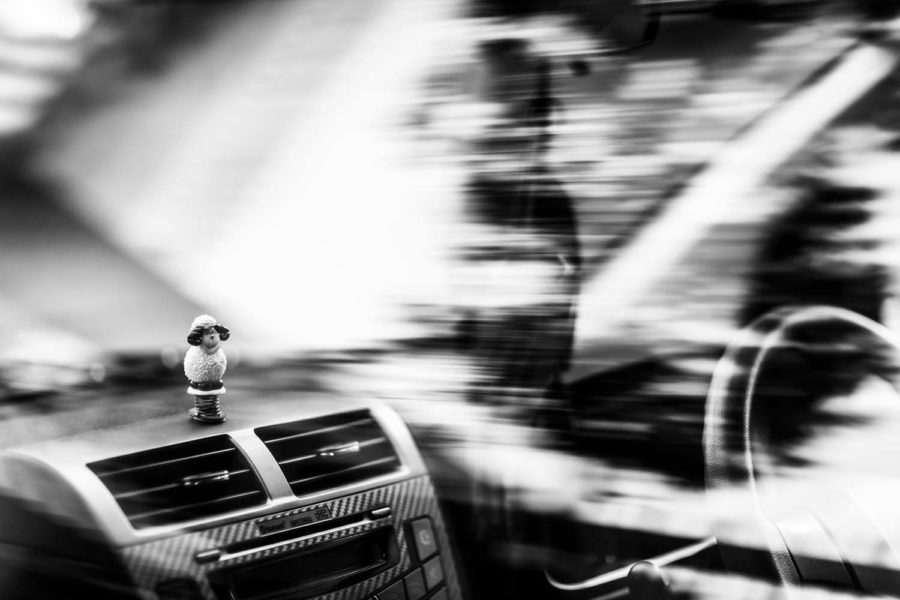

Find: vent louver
256;410;402;497
88;436;267;529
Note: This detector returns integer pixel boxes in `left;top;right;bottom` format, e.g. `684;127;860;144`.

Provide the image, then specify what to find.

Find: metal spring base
190;395;226;424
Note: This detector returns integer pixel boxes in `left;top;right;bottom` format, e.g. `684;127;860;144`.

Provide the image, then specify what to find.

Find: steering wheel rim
703;304;900;592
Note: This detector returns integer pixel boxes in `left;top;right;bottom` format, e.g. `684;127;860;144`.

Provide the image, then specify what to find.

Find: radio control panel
126;475;463;600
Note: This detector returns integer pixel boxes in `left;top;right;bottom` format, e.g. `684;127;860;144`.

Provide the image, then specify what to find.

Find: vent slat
127;490;265;524
262;417;374;445
277;452;316;467
112;468;253;500
287;456;399;488
88;436;267;529
91;447;236;478
131;491;259;521
256;411;402;498
276;437;390;467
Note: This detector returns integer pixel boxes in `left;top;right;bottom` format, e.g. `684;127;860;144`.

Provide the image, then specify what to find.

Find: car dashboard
0;395;462;600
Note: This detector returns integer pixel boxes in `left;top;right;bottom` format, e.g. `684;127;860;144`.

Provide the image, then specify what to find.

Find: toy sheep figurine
184;314;230;423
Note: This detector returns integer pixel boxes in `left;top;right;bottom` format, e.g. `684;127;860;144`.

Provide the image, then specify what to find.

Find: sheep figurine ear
187;327;204;346
215;325;231;342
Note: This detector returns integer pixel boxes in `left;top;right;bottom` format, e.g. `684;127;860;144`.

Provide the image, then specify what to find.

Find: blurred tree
741;177;891;325
455;32;581;406
468;0;658;52
854;0;900;20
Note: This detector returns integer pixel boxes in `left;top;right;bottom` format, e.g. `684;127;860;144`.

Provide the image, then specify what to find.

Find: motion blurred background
0;0;899;598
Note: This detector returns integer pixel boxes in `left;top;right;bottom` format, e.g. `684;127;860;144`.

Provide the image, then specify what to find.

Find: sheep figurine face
199;327;222;354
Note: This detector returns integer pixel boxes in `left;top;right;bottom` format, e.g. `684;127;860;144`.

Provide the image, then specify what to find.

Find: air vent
256;410;402;497
88;436;267;529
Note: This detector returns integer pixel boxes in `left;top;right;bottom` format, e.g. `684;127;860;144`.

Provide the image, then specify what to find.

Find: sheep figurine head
187;314;231;354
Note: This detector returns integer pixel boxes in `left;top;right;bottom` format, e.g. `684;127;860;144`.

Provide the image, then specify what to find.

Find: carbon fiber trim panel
123;475;462;600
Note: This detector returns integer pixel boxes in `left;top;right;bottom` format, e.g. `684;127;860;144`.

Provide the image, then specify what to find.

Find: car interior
0;1;899;600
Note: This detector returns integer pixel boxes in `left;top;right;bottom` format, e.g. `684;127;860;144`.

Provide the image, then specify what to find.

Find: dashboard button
430;588;448;600
409;518;438;561
404;568;427;600
370;506;393;519
193;549;221;564
423;556;444;589
379;580;407;600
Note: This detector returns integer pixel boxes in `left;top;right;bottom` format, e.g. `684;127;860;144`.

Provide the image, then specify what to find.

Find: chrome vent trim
255;410;402;497
88;435;267;529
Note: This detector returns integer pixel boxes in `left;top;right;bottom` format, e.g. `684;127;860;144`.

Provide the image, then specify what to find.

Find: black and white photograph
0;1;899;599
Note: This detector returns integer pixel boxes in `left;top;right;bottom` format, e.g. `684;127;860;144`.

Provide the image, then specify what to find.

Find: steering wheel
704;305;900;595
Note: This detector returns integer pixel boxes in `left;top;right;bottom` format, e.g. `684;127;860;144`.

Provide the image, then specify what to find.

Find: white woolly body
184;346;227;382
